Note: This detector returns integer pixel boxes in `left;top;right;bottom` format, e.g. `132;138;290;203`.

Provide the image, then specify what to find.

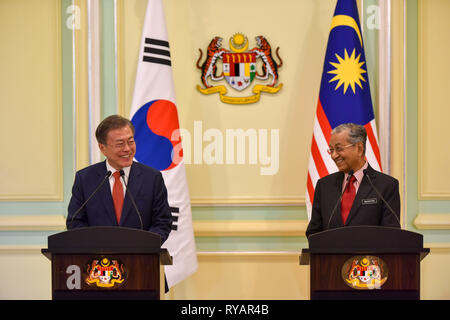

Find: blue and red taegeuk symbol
131;100;182;171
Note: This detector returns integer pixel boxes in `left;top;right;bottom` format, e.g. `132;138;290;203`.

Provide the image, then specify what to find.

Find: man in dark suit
306;123;400;238
66;115;172;244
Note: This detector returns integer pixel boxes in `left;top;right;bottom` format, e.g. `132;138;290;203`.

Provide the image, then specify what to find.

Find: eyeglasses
327;144;355;155
107;139;135;150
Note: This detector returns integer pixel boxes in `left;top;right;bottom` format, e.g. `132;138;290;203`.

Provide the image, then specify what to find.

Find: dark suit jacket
66;161;172;244
305;164;400;238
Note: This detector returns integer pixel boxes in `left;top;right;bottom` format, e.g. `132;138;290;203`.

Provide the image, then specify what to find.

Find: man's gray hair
332;123;367;154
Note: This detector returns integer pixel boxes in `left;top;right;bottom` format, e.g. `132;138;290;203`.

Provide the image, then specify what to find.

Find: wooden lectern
42;227;172;300
300;226;429;300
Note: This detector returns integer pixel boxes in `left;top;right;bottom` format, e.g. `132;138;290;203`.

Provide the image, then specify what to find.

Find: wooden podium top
300;226;429;265
42;226;172;265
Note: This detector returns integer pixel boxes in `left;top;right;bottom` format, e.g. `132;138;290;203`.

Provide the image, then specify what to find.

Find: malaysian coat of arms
196;33;283;104
85;257;127;288
341;256;389;290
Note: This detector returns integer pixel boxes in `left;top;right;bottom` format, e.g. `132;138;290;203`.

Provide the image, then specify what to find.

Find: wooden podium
42;227;172;300
300;226;429;300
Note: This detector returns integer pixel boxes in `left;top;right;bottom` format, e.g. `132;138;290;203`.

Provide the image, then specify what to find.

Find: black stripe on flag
145;38;169;47
170;206;179;231
143;37;171;66
143;56;171;66
144;47;171;57
170;206;180;213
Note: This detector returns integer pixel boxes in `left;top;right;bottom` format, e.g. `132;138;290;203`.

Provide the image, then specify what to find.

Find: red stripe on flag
311;136;328;178
316;100;332;142
307;173;315;205
365;123;383;171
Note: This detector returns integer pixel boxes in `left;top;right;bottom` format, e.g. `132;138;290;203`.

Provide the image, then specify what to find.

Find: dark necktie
112;171;124;224
341;175;356;224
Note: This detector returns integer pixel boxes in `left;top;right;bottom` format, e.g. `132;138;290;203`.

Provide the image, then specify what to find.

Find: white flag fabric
130;0;198;289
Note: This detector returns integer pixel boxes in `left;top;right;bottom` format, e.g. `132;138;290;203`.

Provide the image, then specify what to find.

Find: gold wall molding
191;197;305;206
196;251;301;257
0;215;66;231
413;213;450;230
192;198;305;206
0;245;44;253
74;0;90;169
193;220;308;237
390;0;405;213
425;243;450;251
116;0;125;116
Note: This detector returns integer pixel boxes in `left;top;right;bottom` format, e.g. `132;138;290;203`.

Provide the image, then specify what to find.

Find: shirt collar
345;161;368;185
105;160;131;179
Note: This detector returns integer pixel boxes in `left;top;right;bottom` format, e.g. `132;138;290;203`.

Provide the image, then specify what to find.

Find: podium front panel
310;253;420;300
51;253;160;300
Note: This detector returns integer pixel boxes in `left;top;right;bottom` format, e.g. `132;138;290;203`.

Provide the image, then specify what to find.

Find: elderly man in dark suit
306;123;400;238
66;115;172;244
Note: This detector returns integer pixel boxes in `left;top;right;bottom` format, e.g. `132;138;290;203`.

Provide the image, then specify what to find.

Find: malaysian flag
306;0;382;219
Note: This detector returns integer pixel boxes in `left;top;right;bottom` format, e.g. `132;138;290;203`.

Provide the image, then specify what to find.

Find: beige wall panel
421;247;450;299
418;0;450;199
171;252;310;299
121;0;335;204
0;0;62;200
0;248;51;299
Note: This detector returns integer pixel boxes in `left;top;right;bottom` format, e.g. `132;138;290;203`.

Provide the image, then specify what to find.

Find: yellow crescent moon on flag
330;15;363;46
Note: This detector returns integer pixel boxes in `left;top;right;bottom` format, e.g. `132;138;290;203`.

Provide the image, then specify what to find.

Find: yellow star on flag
328;48;367;94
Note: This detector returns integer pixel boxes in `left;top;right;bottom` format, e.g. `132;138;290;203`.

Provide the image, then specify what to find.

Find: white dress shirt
105;160;131;197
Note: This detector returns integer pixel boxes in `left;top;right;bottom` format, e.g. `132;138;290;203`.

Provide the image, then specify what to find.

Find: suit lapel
97;161;118;226
119;162;143;226
330;172;345;228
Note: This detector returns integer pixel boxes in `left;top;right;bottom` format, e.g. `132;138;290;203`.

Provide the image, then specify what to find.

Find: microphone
326;169;354;229
363;169;401;227
68;171;112;229
119;170;144;230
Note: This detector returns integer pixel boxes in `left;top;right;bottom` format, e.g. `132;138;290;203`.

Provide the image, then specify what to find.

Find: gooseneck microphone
68;171;112;229
119;170;144;230
363;169;401;227
326;169;354;229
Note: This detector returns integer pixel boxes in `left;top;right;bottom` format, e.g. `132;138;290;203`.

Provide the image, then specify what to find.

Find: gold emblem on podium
85;257;127;288
342;256;388;290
